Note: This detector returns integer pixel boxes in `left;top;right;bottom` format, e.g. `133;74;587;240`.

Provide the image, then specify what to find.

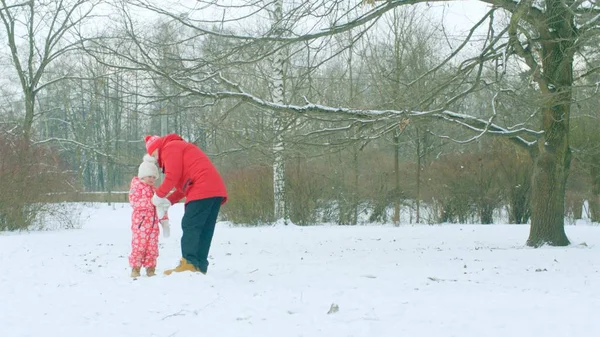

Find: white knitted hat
138;154;159;178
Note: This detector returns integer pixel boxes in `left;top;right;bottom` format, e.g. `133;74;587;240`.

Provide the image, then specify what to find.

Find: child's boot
146;267;156;277
131;267;141;278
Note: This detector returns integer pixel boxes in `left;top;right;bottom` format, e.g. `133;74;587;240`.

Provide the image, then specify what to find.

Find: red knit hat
145;135;161;155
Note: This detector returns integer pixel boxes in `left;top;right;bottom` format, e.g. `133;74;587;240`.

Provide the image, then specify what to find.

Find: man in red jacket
145;134;228;275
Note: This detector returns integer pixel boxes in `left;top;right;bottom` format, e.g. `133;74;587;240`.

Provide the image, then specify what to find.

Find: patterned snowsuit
128;177;166;268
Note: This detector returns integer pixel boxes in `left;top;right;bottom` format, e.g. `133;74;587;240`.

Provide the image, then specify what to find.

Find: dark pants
181;197;223;274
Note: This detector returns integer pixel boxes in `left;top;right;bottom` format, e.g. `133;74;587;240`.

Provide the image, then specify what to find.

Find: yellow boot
146;267;156;277
131;267;141;278
164;258;200;275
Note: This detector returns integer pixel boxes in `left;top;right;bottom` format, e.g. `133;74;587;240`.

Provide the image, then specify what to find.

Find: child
128;154;170;278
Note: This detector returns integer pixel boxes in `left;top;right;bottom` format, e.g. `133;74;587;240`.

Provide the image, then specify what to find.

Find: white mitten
152;193;170;218
152;193;171;207
156;205;168;219
161;220;171;238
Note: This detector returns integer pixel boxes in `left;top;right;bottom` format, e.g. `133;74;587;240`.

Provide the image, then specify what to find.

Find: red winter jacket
153;134;228;205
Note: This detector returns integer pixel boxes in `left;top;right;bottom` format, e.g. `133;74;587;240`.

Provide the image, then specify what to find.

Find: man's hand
152;193;171;207
152;194;170;218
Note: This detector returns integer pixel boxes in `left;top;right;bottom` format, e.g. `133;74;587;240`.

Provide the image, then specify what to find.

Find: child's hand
156;205;169;219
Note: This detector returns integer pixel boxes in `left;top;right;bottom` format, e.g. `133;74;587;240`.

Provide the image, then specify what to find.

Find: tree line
0;0;599;247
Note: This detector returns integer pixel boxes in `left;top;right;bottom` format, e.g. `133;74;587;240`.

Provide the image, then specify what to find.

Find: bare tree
0;0;103;143
99;0;600;246
359;6;443;224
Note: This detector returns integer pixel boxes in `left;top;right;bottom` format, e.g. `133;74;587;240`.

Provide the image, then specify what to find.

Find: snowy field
1;203;599;337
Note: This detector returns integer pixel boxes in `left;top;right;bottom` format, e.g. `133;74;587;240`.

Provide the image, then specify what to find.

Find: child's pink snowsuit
128;177;166;268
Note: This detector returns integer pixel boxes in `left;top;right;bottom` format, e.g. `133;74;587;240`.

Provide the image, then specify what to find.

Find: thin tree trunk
392;11;402;226
273;129;285;221
104;78;112;205
271;0;286;223
352;144;359;225
589;164;600;222
393;129;400;225
348;35;358;226
161;107;168;136
416;127;422;224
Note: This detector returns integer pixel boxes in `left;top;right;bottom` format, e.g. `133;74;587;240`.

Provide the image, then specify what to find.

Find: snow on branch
433;92;501;144
578;11;600;31
33;137;111;158
188;73;542;149
428;91;540;148
200;82;542;149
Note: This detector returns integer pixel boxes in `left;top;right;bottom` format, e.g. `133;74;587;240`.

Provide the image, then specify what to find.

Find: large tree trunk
528;147;571;246
526;7;574;246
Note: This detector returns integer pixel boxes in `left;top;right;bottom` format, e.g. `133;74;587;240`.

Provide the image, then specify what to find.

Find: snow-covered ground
1;203;599;337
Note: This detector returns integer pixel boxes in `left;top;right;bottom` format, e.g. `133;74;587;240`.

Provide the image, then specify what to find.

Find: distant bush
220;166;273;225
286;157;325;226
0;134;76;231
422;151;503;224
